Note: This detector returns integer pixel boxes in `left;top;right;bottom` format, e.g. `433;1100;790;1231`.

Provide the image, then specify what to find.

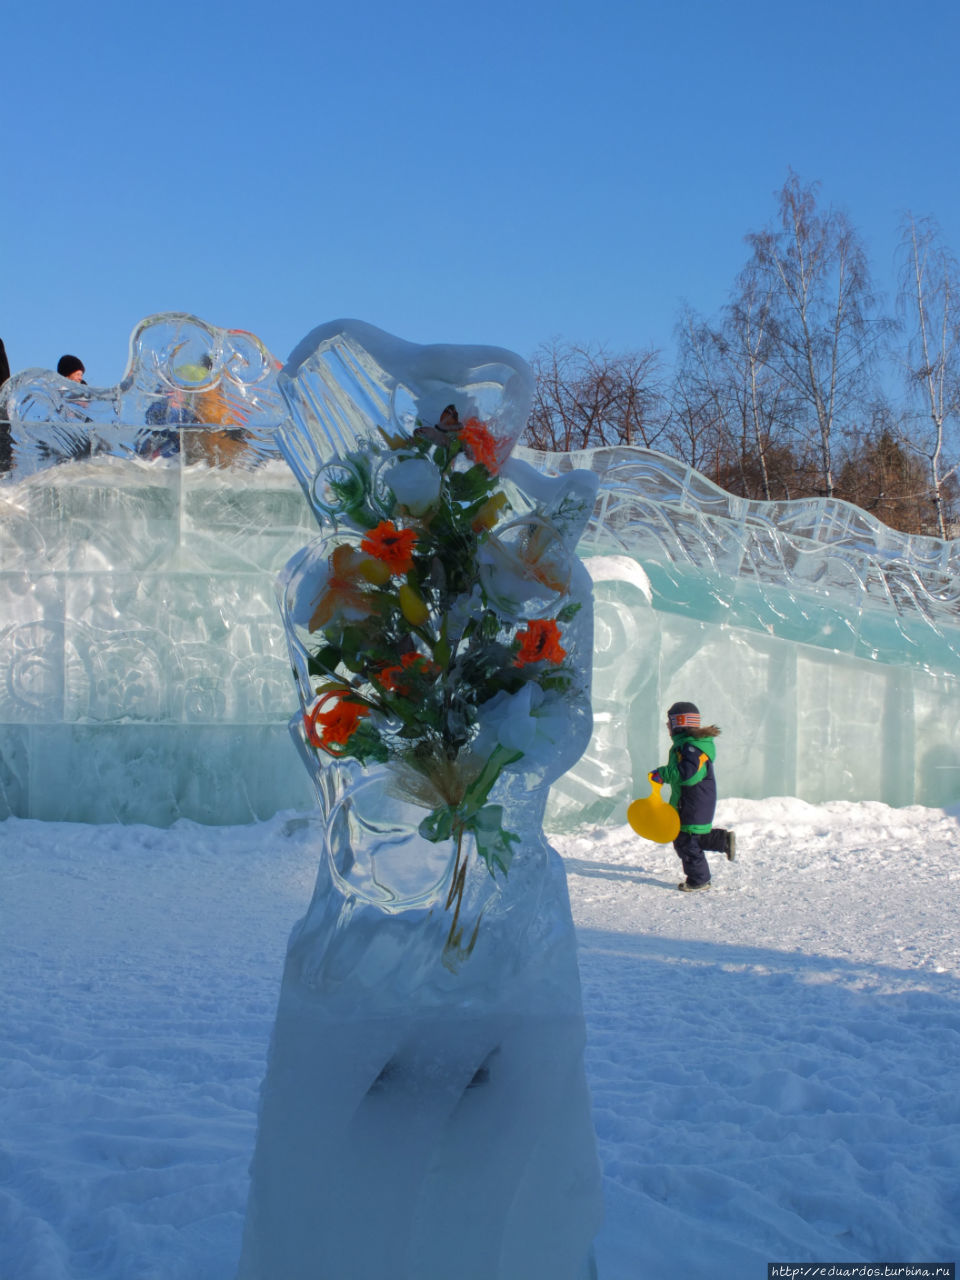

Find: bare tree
666;315;729;477
672;289;805;500
742;171;888;497
524;340;666;452
896;213;960;537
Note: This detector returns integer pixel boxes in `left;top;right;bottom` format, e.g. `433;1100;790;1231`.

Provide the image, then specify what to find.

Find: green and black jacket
658;733;717;834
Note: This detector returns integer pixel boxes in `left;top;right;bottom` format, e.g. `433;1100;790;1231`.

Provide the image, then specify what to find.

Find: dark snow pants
674;827;730;887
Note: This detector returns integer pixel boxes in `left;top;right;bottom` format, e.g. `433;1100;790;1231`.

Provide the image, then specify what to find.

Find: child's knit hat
667;701;700;734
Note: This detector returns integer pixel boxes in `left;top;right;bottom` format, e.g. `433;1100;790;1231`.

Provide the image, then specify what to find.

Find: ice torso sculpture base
237;823;601;1280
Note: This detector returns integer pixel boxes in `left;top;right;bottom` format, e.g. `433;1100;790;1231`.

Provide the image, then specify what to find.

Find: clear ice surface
1;312;960;826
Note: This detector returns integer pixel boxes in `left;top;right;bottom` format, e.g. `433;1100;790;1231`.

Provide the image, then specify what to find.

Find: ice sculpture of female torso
237;322;602;1280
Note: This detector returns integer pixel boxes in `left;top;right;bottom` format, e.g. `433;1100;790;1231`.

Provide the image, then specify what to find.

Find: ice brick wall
0;454;316;824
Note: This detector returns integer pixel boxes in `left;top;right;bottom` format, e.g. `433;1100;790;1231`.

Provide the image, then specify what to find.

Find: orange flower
361;521;419;574
520;524;569;594
376;655;424;696
305;693;369;753
308;544;387;632
513;618;566;668
459;417;503;474
377;665;408;695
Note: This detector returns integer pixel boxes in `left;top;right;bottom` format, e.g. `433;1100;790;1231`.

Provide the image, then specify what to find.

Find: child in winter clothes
652;701;735;892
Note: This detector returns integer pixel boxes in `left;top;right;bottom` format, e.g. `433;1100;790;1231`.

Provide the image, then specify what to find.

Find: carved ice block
237;322;603;1279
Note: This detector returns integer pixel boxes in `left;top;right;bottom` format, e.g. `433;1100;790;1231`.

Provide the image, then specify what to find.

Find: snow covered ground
2;796;959;1279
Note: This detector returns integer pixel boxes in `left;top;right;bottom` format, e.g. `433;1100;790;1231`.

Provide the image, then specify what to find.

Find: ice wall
2;313;960;825
0;314;316;824
0;454;317;823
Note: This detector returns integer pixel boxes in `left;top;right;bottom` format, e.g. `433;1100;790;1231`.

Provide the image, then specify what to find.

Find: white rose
474;683;568;765
380;456;442;516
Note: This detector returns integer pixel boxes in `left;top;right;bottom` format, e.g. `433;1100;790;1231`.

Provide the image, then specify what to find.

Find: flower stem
442;825;483;969
444;825;465;912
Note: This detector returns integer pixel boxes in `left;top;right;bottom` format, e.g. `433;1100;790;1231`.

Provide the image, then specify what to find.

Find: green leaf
470;804;520;876
339;624;383;673
307;644;342;677
434;630;451;668
419;805;455;843
556;601;582;623
462;744;523;814
449;465;495;506
339;721;389;765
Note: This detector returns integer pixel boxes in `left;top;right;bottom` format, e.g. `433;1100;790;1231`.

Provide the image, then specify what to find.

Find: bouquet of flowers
295;405;584;955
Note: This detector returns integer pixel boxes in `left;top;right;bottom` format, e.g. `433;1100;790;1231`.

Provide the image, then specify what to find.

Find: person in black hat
57;354;86;384
0;338;11;472
650;700;736;891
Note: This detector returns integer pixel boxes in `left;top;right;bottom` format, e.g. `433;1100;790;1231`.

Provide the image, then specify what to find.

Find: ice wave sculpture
237;321;603;1280
528;444;960;671
528;444;960;821
0;312;286;479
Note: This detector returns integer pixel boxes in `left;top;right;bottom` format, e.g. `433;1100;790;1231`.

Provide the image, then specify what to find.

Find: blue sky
5;0;960;385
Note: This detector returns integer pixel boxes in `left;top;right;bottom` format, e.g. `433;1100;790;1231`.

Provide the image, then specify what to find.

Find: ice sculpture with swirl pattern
0;312;286;477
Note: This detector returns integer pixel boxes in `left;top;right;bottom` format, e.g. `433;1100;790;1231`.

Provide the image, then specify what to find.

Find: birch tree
897;213;960;537
672;282;802;499
743;172;887;498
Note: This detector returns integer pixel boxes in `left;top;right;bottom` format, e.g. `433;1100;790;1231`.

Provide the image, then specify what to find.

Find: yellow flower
356;555;391;586
398;582;429;626
471;491;508;532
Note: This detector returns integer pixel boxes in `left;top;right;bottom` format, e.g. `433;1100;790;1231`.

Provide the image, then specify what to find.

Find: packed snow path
2;798;958;1278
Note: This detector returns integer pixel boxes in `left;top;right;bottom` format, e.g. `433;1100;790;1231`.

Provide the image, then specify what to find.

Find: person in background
0;338;10;472
651;700;736;892
57;354;86;384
